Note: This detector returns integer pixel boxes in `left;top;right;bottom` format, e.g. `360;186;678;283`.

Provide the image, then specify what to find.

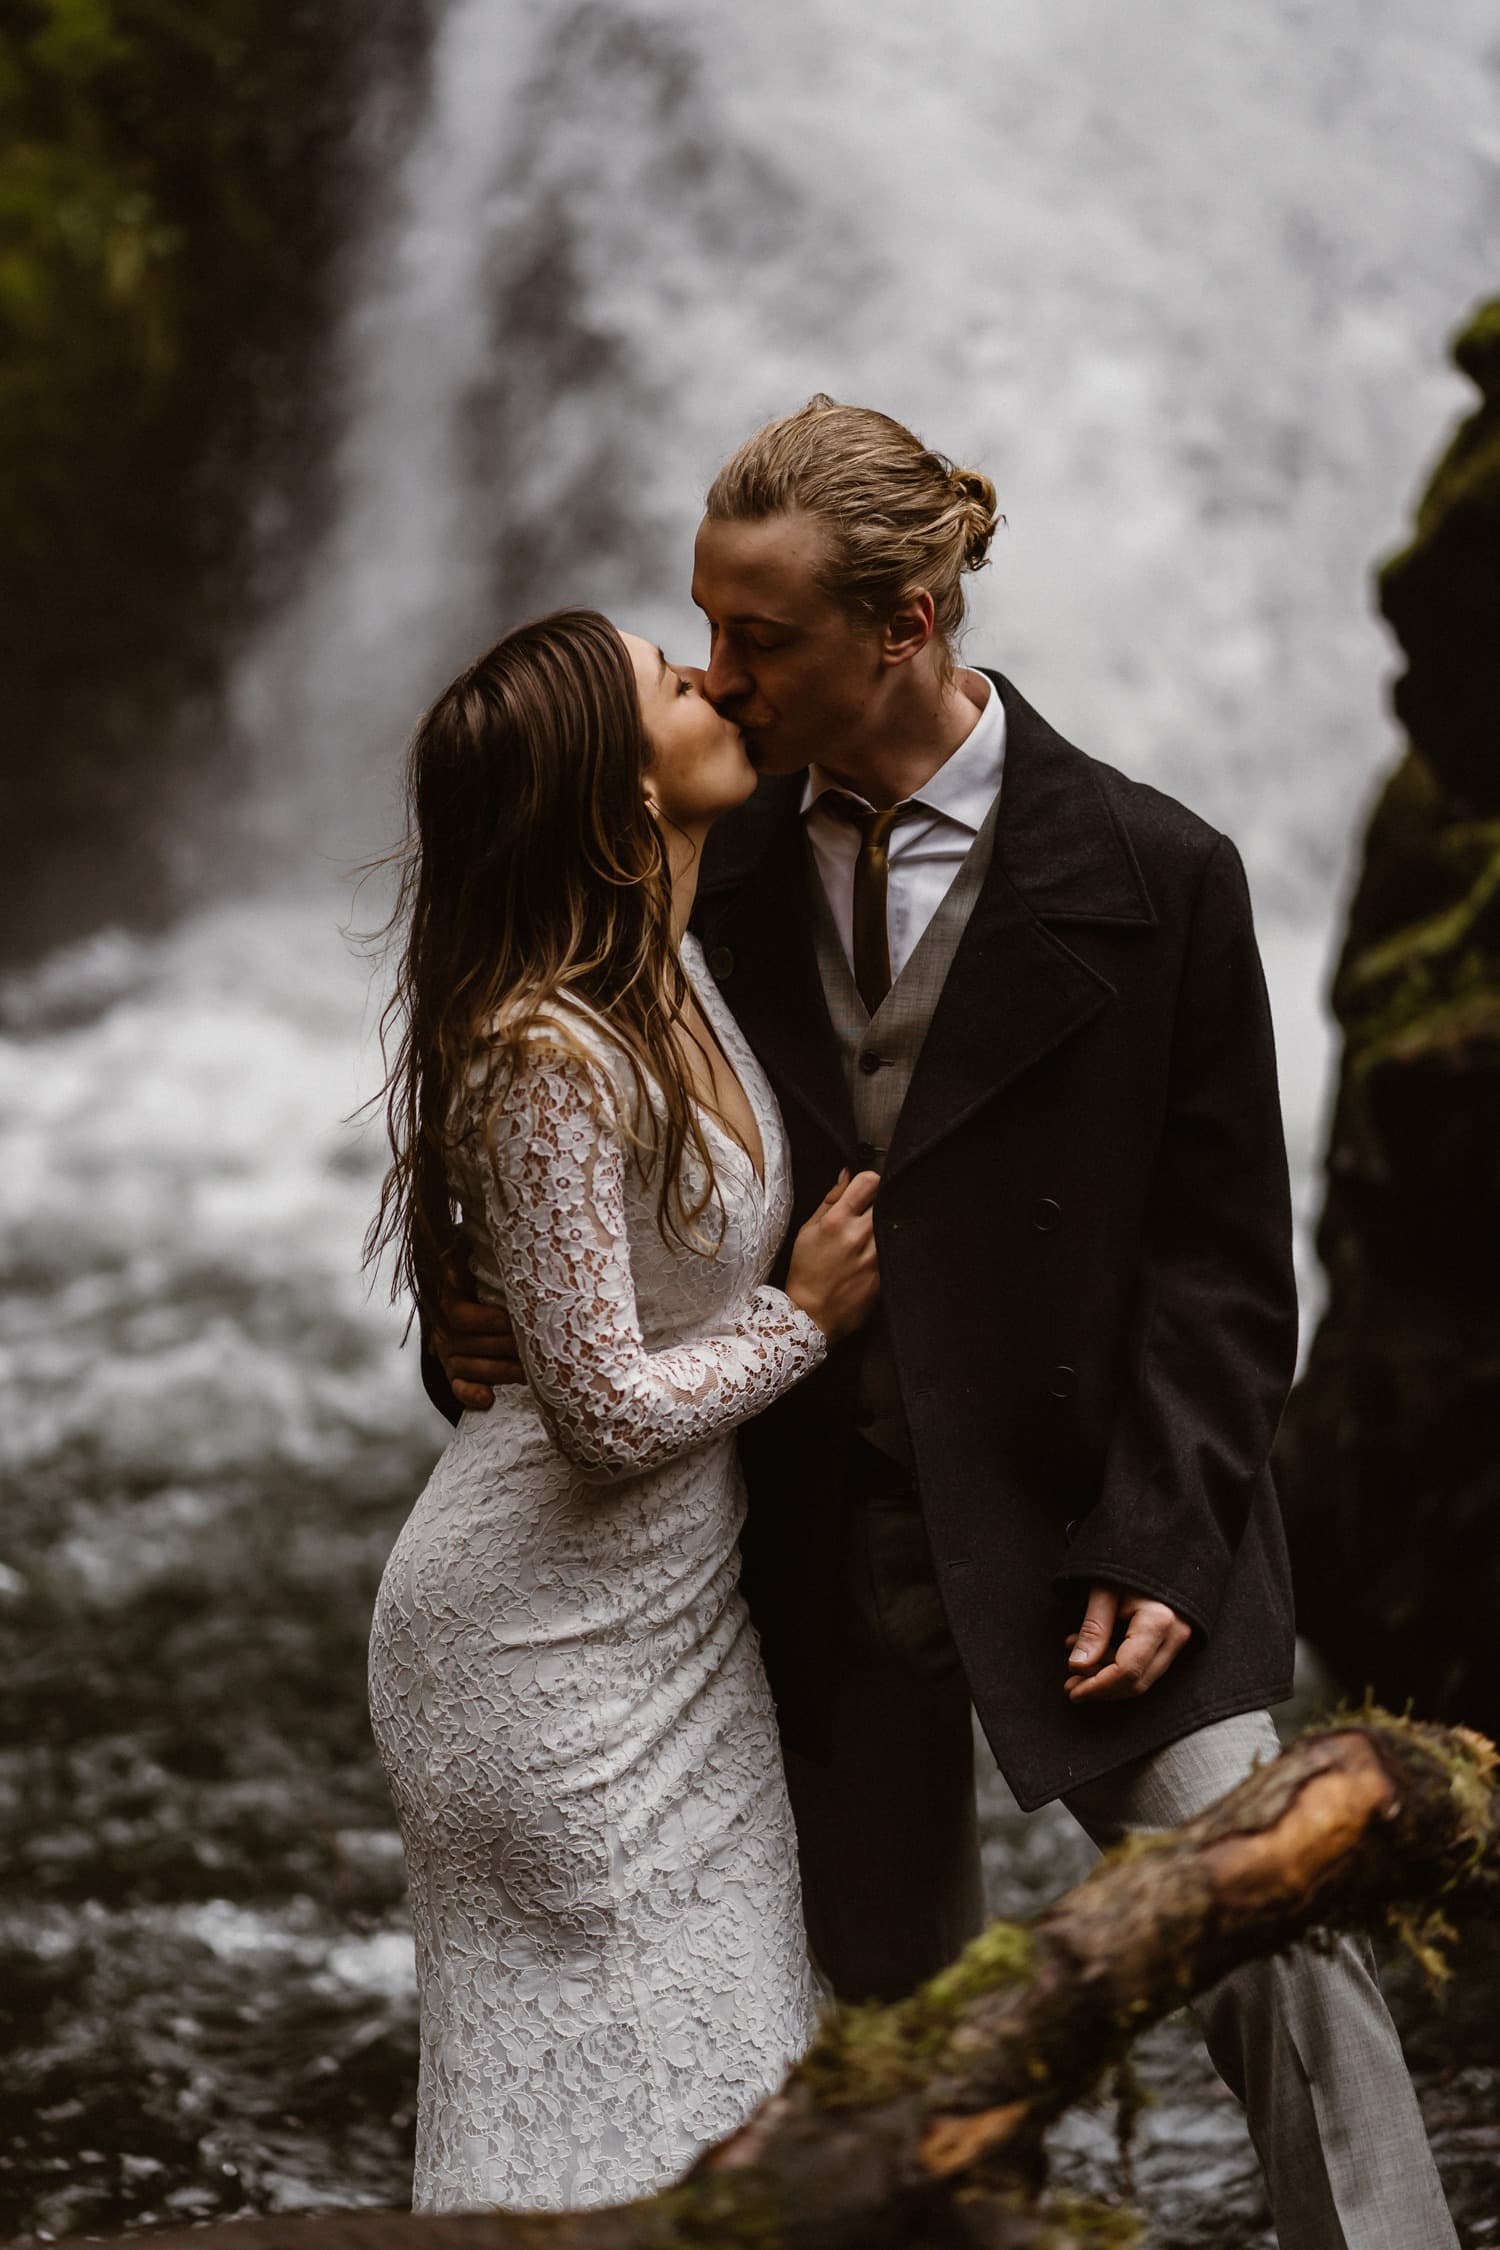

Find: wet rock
1276;297;1500;1740
1378;299;1500;813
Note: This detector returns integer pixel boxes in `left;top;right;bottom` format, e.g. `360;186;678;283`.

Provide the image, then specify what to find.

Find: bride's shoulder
458;999;634;1124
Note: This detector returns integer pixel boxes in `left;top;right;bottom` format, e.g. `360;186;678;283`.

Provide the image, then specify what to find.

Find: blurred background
2;2;1497;2243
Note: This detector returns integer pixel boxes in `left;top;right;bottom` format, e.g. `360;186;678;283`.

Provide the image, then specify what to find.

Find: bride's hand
785;1169;881;1343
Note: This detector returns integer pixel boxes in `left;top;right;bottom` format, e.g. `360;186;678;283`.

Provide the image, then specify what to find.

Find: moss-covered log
136;1714;1497;2250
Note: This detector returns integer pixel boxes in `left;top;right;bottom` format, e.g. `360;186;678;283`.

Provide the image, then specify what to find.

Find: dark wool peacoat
690;672;1299;1811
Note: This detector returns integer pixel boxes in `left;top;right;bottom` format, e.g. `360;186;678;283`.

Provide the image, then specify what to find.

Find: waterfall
226;0;1498;893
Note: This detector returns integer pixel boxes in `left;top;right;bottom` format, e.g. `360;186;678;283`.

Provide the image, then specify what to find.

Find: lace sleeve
476;1038;826;1481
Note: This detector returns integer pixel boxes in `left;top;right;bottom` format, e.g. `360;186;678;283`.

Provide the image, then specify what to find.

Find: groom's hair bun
949;466;1001;573
705;396;1003;671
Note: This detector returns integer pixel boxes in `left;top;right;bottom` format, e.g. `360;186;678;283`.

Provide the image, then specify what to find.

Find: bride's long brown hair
365;608;723;1324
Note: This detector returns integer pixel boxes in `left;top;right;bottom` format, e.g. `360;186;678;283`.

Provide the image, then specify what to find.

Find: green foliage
5;1;304;583
0;0;433;958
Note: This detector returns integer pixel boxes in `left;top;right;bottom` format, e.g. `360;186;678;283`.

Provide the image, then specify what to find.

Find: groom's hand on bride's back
431;1249;524;1412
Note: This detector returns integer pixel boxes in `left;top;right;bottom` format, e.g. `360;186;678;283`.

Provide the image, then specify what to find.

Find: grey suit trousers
780;1477;1457;2250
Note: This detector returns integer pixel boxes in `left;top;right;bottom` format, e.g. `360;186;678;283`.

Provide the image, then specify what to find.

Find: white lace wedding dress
367;935;825;2214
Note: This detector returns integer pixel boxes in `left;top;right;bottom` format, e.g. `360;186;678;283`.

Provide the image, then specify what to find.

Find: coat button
1049;1364;1078;1401
1065;1518;1080;1541
706;945;734;979
853;1141;881;1171
1032;1196;1062;1232
858;1051;886;1075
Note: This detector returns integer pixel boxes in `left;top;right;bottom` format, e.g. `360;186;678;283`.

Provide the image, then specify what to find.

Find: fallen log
142;1712;1497;2250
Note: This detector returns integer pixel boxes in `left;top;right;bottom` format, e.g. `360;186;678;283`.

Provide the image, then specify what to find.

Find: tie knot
823;793;907;849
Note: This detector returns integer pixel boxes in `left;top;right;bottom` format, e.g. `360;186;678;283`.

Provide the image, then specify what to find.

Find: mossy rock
1278;296;1500;1735
1341;822;1500;1070
1378;293;1500;812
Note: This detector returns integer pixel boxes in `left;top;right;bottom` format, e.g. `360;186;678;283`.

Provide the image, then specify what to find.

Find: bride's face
622;631;759;829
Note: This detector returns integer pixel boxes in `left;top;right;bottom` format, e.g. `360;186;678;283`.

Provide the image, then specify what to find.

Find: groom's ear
880;587;936;669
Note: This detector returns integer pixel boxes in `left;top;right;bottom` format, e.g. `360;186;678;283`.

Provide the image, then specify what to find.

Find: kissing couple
366;398;1456;2245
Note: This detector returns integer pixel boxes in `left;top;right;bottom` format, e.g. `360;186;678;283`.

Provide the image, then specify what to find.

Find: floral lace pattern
368;937;824;2213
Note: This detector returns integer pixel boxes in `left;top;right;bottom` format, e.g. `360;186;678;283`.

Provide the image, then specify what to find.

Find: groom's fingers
451;1378;496;1412
1066;1585;1118;1679
441;1295;516;1340
444;1351;520;1384
1065;1598;1189;1701
436;1331;522;1369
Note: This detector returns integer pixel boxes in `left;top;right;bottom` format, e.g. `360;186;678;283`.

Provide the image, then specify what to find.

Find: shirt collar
800;669;1005;834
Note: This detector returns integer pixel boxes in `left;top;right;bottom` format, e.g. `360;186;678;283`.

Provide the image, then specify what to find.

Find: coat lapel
694;780;856;1159
694;675;1157;1183
884;674;1156;1181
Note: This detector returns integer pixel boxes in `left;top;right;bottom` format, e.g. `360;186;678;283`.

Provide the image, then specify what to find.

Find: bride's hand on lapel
786;1169;882;1344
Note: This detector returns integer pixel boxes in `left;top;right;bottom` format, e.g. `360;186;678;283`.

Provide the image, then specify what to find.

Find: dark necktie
827;796;906;1016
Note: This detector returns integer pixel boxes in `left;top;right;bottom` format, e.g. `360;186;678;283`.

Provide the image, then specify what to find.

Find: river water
4;0;1499;2240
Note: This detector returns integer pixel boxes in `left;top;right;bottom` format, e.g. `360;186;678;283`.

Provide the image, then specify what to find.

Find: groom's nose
703;637;752;711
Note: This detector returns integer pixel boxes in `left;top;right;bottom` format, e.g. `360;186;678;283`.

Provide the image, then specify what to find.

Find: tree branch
141;1714;1497;2250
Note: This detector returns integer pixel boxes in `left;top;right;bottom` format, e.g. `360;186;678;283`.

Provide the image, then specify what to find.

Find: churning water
4;1;1499;2239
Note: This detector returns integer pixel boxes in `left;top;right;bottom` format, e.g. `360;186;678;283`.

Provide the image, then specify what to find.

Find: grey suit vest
808;786;1003;1465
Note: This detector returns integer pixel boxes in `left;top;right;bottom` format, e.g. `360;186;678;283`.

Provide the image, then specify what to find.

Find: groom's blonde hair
705;395;1000;669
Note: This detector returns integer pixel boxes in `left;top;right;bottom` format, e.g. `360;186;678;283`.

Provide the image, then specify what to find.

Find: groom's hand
1063;1584;1192;1703
431;1249;524;1411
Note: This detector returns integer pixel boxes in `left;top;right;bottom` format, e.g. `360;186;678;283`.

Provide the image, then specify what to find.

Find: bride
365;609;880;2214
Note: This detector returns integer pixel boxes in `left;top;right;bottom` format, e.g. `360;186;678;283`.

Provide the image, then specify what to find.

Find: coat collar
980;671;1155;927
693;672;1155;1177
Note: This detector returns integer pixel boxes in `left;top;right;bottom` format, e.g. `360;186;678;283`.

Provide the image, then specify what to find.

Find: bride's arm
475;1038;826;1481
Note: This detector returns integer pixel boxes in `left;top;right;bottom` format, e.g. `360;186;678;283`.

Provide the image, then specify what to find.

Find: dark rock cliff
0;2;436;963
1275;296;1500;1733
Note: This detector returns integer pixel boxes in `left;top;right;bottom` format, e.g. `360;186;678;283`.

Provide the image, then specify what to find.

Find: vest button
1033;1197;1062;1231
858;1051;886;1075
706;945;734;979
1049;1364;1078;1400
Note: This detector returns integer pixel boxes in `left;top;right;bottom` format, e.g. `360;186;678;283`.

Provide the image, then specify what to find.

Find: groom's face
691;511;885;777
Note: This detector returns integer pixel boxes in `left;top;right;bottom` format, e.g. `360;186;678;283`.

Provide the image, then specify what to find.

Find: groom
430;398;1455;2246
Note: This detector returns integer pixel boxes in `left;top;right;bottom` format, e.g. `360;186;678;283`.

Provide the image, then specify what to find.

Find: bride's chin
710;748;759;808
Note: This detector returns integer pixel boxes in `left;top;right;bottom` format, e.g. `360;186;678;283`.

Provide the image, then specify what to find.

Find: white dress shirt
800;671;1006;983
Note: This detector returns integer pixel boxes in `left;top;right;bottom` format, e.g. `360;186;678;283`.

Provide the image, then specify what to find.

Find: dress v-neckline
680;938;768;1193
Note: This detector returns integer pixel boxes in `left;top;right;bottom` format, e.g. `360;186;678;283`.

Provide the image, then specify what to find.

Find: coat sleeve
1054;832;1299;1638
420;1342;462;1427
